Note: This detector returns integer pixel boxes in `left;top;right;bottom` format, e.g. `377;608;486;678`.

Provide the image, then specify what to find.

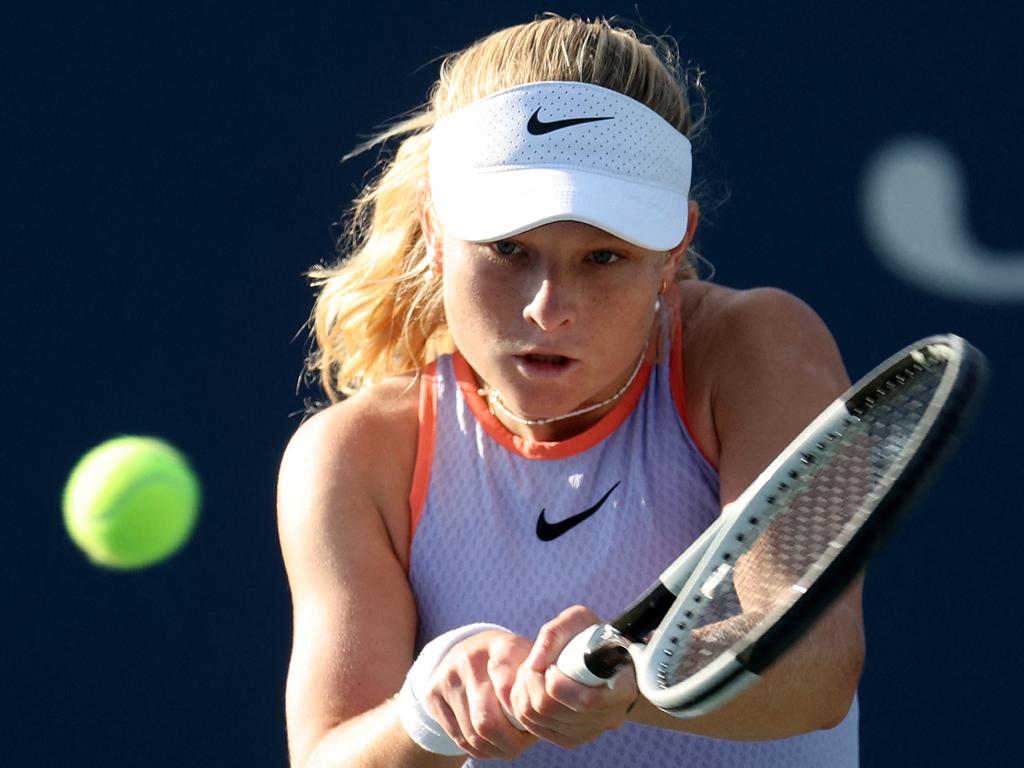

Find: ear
417;180;443;273
662;200;700;284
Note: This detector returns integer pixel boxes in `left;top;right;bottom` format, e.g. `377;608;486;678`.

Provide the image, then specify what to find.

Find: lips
513;351;576;377
521;353;571;365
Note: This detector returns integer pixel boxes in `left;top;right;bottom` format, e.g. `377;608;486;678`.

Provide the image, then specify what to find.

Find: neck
483;351;645;427
478;308;666;442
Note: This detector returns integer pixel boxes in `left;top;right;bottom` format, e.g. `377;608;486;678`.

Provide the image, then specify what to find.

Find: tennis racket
556;333;987;716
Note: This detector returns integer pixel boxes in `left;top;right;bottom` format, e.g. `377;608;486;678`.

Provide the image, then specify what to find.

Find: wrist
398;622;511;755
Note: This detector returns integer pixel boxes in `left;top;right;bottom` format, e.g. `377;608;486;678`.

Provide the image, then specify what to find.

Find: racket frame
565;334;987;717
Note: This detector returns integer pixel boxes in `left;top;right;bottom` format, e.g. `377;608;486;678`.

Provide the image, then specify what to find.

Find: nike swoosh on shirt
536;481;621;542
526;109;614;136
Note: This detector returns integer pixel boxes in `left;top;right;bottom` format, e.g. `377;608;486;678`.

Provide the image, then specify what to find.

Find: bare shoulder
280;373;420;482
278;373;420;567
680;283;843;363
701;284;847;398
678;282;849;497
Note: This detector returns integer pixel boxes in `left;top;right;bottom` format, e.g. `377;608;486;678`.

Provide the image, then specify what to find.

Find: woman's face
438;220;680;438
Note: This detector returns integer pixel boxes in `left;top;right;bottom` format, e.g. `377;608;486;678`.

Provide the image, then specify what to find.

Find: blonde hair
307;15;705;401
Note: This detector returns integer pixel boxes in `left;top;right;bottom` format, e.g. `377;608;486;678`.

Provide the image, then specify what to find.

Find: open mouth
514;353;576;376
521;353;572;365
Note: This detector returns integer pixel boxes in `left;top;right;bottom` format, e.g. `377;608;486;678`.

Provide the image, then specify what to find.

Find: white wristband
398;622;511;756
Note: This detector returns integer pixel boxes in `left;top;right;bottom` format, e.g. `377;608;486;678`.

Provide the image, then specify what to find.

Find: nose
522;277;576;331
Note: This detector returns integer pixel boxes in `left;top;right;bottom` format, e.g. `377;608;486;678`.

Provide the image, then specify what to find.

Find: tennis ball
63;436;200;569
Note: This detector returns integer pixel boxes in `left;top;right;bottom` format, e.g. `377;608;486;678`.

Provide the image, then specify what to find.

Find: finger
543;665;636;731
423;670;499;760
486;647;520;717
510;683;586;750
510;665;550;728
487;652;530;734
513;665;630;750
519;665;630;727
465;676;536;756
480;632;532;729
422;692;474;757
513;664;576;731
446;653;538;759
527;606;602;672
545;664;598;710
547;665;626;721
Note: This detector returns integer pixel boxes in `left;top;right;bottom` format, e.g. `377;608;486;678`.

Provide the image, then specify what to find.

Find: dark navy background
5;2;1021;765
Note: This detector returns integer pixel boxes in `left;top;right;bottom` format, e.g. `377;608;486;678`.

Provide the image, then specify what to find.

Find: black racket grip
584;642;632;678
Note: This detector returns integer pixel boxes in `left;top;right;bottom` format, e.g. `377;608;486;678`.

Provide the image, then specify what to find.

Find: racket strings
655;356;950;689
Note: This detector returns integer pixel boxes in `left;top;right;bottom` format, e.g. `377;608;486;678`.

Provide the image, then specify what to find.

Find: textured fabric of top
428;82;692;249
408;338;860;766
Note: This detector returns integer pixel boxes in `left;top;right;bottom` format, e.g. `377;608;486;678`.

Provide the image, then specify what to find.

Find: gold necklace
480;352;646;426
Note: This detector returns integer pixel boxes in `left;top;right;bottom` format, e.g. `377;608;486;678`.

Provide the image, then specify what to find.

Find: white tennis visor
428;81;692;251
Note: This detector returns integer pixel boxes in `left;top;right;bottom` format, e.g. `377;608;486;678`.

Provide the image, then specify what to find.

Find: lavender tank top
407;333;859;767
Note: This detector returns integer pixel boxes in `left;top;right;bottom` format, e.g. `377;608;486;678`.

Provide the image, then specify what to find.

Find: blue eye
492;240;522;256
589;250;621;265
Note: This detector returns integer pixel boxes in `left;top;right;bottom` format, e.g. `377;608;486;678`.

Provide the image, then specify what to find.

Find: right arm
277;379;533;767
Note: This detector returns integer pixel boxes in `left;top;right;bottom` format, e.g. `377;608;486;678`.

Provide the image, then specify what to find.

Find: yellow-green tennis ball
63;436;200;570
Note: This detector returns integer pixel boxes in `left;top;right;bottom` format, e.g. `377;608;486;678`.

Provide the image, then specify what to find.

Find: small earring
427;245;442;276
654;279;668;311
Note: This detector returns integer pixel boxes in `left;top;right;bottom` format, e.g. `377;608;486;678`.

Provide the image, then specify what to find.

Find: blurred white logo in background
861;136;1024;302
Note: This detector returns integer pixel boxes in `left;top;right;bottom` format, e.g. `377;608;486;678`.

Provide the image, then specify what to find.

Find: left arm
511;287;864;742
627;286;863;739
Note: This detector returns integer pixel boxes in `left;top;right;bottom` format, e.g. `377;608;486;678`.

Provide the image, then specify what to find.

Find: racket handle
556;624;632;687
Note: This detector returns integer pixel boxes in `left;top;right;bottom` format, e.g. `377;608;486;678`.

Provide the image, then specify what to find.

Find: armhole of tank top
670;323;719;471
408;359;438;566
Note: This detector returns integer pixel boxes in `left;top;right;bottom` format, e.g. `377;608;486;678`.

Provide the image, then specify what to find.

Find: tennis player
278;15;863;767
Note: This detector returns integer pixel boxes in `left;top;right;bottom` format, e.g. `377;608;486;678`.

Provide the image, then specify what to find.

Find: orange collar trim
452;351;653;460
